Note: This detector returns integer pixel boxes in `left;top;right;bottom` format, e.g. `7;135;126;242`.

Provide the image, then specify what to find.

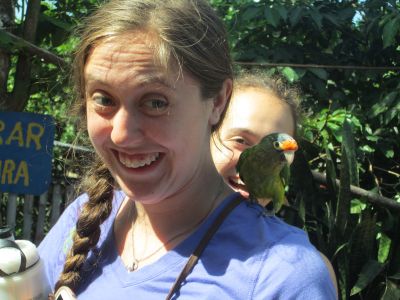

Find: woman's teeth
229;177;246;189
119;153;160;168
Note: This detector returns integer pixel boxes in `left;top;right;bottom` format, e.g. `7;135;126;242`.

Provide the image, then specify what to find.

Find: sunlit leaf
281;67;299;82
378;233;391;263
350;199;366;214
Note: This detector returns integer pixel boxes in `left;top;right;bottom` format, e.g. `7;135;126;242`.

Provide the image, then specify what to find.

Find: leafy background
0;0;399;299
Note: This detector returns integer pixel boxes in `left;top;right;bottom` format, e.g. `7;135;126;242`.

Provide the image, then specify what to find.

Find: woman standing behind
212;70;300;198
211;69;338;295
39;1;336;299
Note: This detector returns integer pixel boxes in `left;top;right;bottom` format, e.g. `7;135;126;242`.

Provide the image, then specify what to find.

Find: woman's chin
227;179;249;198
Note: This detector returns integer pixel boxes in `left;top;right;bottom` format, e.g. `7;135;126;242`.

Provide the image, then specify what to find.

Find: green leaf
336;146;351;236
388;272;400;280
323;12;341;27
382;17;400;49
309;7;323;29
350;199;366;214
360;144;375;153
241;5;260;22
337;253;349;300
325;146;338;195
309;68;328;80
369;92;397;118
264;6;281;28
276;5;288;21
384;149;394;158
281;67;299;82
377;233;391;263
349;211;377;288
290;7;303;27
381;280;400;300
350;260;384;296
341;120;359;186
384;100;400;125
327;122;343;143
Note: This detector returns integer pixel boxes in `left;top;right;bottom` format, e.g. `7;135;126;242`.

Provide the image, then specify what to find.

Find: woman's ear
209;78;233;126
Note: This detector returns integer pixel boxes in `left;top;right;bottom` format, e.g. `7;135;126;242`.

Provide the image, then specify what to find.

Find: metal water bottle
0;226;51;300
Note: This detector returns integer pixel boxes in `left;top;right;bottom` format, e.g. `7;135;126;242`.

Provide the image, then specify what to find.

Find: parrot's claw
262;208;275;217
249;196;258;205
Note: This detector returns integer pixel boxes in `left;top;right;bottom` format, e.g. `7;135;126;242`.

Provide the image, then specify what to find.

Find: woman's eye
141;98;169;115
92;94;114;106
233;137;249;146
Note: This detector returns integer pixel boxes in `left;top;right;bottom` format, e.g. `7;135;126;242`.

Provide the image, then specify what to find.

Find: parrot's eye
273;141;281;150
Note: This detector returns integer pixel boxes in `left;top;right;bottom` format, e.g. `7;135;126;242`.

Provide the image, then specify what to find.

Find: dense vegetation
0;0;399;299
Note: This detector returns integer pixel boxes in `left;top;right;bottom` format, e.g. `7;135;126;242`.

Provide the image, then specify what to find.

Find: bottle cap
0;226;14;240
0;239;39;276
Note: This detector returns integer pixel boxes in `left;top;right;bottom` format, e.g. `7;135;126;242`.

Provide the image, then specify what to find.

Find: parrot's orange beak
281;139;298;151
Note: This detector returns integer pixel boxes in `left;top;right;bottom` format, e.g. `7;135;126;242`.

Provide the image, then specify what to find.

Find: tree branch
0;29;66;67
311;170;400;212
9;0;42;111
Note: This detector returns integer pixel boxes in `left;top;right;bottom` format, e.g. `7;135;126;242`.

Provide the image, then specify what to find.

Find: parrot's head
258;132;298;166
235;132;299;201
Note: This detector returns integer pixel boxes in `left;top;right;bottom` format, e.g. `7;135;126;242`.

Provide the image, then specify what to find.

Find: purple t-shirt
39;191;336;299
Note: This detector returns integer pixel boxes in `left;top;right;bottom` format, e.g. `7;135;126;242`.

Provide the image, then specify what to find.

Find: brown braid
54;156;115;292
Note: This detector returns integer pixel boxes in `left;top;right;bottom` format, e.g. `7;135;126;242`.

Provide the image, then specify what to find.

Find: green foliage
210;0;400;298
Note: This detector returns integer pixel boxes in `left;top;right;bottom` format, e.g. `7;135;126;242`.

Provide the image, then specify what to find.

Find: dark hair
233;69;301;137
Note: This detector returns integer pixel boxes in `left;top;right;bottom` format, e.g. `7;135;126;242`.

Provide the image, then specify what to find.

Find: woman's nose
110;108;144;146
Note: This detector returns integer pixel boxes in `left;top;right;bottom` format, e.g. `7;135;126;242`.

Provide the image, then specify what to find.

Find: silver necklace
128;179;224;271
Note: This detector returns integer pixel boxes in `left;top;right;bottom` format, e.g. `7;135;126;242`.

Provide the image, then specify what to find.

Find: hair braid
55;157;115;292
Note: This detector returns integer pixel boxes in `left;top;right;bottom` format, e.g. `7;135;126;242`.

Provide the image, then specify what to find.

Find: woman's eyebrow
226;127;257;139
84;73;176;90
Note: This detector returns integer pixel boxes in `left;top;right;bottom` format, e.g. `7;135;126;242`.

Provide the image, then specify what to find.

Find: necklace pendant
128;259;139;272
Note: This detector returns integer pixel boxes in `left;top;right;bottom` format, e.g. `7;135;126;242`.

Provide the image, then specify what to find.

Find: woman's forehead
224;87;295;137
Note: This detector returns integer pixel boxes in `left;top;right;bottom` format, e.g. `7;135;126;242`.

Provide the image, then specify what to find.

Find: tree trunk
0;0;14;110
9;0;41;112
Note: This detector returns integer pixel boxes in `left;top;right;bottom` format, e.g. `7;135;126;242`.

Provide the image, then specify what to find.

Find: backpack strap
166;195;243;300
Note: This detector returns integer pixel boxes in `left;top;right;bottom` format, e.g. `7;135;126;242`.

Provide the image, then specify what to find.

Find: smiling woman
38;1;336;299
212;70;300;197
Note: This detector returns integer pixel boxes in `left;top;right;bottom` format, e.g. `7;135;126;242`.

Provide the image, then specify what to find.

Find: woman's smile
118;151;161;169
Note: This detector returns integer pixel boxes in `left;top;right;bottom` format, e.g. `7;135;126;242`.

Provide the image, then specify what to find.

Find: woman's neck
134;170;230;237
114;168;233;264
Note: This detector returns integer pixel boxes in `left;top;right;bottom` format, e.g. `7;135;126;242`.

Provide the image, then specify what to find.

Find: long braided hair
55;0;232;293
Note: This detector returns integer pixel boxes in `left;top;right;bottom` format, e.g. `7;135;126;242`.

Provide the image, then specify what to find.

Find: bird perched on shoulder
236;132;298;214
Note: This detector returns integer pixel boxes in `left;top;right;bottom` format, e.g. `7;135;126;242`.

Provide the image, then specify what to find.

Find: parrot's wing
272;180;286;213
236;147;251;175
280;164;291;187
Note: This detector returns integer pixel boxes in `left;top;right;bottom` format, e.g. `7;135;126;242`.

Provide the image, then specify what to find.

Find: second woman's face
211;87;295;196
84;32;223;203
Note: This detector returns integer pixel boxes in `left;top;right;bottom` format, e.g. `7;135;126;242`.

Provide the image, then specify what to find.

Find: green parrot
236;132;298;214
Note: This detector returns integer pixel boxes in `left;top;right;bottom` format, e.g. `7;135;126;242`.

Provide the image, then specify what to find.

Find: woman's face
211;87;295;196
84;32;226;204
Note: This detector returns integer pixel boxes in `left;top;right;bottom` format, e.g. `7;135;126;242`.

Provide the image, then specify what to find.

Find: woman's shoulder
203;195;336;299
224;197;310;248
224;199;337;299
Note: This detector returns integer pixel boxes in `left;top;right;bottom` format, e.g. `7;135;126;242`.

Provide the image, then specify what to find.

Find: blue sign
0;112;55;195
